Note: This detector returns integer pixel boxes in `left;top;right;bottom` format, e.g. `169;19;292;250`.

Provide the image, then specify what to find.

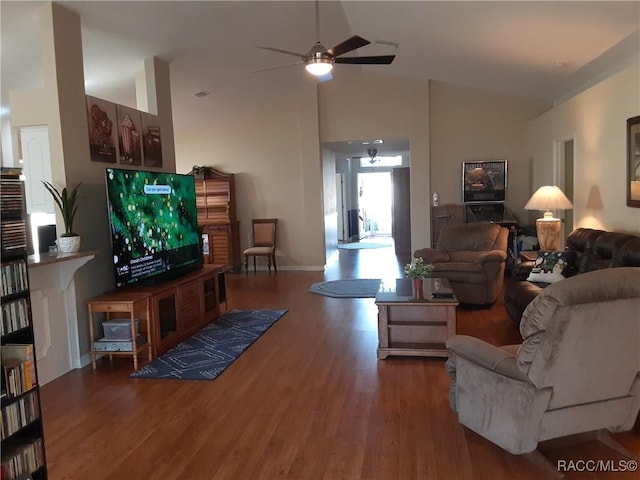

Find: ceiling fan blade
253;61;303;73
257;46;305;58
328;35;370;57
335;55;396;65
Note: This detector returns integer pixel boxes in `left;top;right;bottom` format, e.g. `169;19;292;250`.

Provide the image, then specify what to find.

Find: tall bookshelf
1;168;48;480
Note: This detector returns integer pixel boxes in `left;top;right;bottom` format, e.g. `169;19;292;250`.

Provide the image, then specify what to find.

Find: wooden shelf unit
201;222;240;269
1;168;48;480
86;292;153;371
141;266;223;354
195;169;241;270
86;265;226;364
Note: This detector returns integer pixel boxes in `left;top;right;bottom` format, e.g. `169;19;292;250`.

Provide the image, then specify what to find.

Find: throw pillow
526;250;577;284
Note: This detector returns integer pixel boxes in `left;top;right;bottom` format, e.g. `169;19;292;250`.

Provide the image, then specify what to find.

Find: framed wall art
116;105;143;166
86;96;118;163
141;112;163;167
461;160;507;203
627;115;640;207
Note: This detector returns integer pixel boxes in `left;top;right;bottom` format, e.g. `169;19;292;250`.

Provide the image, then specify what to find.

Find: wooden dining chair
243;218;277;273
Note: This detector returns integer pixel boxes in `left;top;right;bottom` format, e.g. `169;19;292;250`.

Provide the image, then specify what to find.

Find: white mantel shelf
27;250;97;385
28;250;98;269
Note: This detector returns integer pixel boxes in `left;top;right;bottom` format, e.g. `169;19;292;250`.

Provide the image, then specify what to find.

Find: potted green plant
42;181;82;253
189;165;215;179
404;257;434;290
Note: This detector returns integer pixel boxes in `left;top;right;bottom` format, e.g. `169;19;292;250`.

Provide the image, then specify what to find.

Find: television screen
105;168;202;287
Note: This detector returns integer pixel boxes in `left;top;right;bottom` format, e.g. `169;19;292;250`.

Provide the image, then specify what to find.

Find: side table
375;278;459;359
87;291;153;370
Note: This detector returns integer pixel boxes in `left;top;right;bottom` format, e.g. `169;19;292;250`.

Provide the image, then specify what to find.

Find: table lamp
524;185;573;251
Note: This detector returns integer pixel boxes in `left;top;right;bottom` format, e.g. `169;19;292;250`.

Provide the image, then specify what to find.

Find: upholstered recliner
414;222;509;305
446;268;640;469
505;227;640;326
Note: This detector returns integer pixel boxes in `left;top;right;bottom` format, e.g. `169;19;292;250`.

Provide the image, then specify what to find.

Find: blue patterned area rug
130;309;287;380
308;279;381;298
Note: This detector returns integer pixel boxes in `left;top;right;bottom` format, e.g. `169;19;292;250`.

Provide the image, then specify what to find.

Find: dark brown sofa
505;228;640;325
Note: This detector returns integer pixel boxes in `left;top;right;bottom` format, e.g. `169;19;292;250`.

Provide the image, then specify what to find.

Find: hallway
325;238;408;282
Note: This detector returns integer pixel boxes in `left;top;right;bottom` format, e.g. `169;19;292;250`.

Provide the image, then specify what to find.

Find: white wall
174;83;325;270
9;3;177;358
175;70;559;261
430;81;551;218
319;72;430;251
528;63;640;234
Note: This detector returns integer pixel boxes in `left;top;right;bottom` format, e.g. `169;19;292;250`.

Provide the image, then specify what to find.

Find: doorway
357;172;392;238
563;140;574;235
554;137;574;242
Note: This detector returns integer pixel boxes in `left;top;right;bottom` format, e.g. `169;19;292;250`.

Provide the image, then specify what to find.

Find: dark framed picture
86;96;118;163
141;113;162;167
116;105;143;165
627;115;640;207
461;160;507;203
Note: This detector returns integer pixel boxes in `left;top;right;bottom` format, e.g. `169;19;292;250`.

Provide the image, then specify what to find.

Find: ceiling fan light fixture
305;58;334;76
367;147;378;164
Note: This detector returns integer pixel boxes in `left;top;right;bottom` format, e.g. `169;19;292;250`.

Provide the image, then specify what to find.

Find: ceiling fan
257;0;396;79
348;147;382;164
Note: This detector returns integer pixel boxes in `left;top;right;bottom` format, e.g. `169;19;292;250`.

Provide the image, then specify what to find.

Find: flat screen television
105;168;202;288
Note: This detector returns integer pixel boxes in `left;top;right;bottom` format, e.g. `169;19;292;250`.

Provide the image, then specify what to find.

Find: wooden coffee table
375;277;458;359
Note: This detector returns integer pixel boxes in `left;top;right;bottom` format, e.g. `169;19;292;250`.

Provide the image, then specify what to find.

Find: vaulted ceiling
2;1;639;142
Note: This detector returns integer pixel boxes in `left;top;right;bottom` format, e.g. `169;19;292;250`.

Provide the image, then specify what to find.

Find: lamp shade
524;186;573;211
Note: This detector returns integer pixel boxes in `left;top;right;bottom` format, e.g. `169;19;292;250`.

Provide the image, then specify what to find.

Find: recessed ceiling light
194;91;210;98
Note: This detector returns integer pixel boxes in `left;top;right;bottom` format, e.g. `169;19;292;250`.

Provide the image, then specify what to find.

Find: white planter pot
57;235;81;253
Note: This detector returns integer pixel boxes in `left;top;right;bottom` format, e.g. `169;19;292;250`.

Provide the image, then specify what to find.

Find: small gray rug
308;279;382;298
338;240;391;250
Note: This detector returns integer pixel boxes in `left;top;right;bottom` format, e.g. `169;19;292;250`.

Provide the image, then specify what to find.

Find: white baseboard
240;266;324;272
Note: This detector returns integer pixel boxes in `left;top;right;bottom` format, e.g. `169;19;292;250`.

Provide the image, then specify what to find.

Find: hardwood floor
40;244;639;479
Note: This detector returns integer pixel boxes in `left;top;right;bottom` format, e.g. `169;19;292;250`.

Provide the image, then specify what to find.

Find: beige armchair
414;222;508;305
446;268;640;474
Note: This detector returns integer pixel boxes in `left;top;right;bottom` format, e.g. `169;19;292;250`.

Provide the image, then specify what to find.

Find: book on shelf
2;360;36;397
1;345;36;396
0;226;27;253
1;298;29;336
0;436;45;479
0;390;40;440
0;261;28;296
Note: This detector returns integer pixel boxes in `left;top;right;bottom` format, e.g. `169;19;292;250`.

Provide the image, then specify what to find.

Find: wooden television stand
87;265;227;369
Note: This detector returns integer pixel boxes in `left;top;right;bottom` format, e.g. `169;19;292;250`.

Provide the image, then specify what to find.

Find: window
359;155;402;168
